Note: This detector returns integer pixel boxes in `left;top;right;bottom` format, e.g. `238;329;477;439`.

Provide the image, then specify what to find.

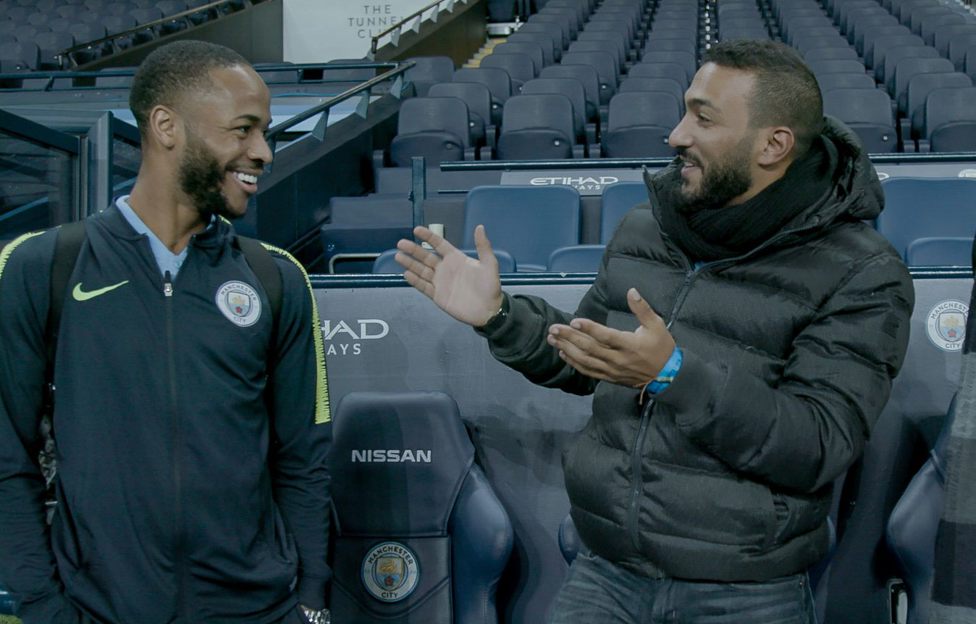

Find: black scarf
652;136;838;262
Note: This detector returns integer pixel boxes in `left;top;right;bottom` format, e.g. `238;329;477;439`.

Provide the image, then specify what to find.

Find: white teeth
235;171;258;184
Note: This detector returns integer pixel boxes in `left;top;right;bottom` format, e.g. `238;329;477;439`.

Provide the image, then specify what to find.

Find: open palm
395;225;503;327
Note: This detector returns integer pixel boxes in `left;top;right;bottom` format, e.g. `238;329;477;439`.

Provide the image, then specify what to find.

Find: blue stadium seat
886;394;957;624
600;91;680;158
875;177;976;260
428;82;494;149
547;244;606;272
505;32;555;66
329;392;513;624
521;77;592;146
560;50;620;105
627;62;689;89
905;237;973;267
403;56;457;97
822;88;898;153
492;42;545;76
539;63;601;123
372;248;518;273
387;97;477;168
510;22;562;63
600;181;647;242
463;185;581;271
905;72;972;144
921;86;976;152
495;93;581;160
452;67;513;126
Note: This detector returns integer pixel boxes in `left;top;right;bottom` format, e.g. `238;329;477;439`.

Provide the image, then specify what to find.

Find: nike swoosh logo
72;280;130;302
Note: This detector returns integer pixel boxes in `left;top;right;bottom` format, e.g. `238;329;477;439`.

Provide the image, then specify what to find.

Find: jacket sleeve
476;253;613;396
658;251;914;493
0;231;82;623
265;253;332;610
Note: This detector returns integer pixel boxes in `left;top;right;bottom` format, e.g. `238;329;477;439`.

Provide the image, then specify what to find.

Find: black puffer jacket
480;119;914;581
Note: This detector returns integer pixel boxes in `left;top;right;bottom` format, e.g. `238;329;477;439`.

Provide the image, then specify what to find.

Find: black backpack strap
238;235;283;340
47;222;87;370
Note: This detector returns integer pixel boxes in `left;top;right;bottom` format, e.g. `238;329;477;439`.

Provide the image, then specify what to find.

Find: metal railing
369;0;470;58
58;0;267;69
264;60;413;153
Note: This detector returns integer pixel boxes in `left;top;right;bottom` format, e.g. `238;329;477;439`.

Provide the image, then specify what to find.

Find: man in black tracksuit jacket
0;42;331;623
395;41;914;622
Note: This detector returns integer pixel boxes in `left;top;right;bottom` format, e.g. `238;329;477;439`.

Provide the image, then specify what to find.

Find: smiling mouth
231;170;260;193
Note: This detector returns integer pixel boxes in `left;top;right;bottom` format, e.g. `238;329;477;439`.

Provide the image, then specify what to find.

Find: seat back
547;244;606;272
893;57;954;112
505;31;555;66
925;86;976;150
906;72;972;136
822;88;897;152
428;82;493;145
876;177;976;260
462;185;581;271
404;55;455;96
627;62;689;88
602;90;680;157
481;52;536;91
560;50;619;104
329;392;513;624
453;67;513;125
496;93;576;161
886;394;958;624
492;42;544;75
539;63;600;121
521;77;587;140
905;237;974;267
372;248;518;273
600;181;648;243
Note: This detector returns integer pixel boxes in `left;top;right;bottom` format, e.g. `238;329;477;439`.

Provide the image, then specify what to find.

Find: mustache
676;149;701;168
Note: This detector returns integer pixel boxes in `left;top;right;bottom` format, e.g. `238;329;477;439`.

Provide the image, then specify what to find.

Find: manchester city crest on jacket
215;280;262;327
361;541;420;602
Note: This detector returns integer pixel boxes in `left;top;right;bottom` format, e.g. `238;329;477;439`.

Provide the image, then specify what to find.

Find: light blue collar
116;195;190;278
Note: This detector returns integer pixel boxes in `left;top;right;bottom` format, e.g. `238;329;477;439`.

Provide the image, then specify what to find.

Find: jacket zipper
163;270;186;618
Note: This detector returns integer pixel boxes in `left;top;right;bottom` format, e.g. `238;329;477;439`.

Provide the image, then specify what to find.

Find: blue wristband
645;347;683;395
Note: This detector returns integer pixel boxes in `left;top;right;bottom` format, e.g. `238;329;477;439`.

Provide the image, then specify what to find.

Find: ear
757;126;795;167
148;105;180;150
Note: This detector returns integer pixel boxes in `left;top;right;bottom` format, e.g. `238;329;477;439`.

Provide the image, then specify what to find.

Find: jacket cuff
17;590;81;624
653;349;726;431
296;574;330;610
474;292;515;340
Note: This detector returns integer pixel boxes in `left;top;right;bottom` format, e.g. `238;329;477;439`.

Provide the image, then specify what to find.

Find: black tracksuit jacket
0;206;332;623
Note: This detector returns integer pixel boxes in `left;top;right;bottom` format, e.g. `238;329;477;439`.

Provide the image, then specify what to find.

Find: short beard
178;136;230;223
674;138;754;214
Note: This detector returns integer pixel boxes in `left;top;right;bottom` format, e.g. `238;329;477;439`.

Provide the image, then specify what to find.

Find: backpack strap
238;235;283;341
47;222;87;373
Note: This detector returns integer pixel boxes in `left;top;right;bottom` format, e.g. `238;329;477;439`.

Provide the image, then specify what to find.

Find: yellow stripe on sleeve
0;231;46;281
260;243;331;425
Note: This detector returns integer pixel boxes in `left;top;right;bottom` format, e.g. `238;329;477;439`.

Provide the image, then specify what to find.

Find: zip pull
163;270;173;297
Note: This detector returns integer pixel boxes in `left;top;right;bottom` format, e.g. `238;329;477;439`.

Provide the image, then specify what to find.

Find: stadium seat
495;93;581;160
547;244;606;272
870;35;924;80
822;89;897;152
818;72;877;92
372;248;518;273
504;32;555;66
428;82;494;149
627;62;689;89
521;77;592;146
892;57;954;114
808;59;870;78
600;91;680;158
492;42;545;76
804;46;860;63
540;63;602;124
905;237;973;267
875;177;976;260
946;32;976;70
329;392;513;624
453;67;513;126
600;181;647;242
387;97;477;168
921;86;976;152
618;76;685;113
560;50;620;105
510;22;563;62
575;31;629;72
886;394;957;624
882;45;939;93
904;72;973;142
463;185;581;271
402;56;456;97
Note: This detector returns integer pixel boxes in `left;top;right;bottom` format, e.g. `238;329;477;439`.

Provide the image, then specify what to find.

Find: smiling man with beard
395;40;914;622
0;41;332;624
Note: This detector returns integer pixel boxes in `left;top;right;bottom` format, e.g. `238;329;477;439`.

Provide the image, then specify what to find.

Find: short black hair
702;40;823;156
129;40;249;137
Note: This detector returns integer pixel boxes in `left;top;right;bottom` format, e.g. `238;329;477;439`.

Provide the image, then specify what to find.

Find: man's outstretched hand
395;225;504;328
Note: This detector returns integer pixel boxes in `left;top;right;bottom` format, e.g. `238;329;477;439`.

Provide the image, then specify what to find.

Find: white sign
283;0;433;63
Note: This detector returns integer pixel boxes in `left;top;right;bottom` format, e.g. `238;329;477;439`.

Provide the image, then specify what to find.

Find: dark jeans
548;550;817;624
